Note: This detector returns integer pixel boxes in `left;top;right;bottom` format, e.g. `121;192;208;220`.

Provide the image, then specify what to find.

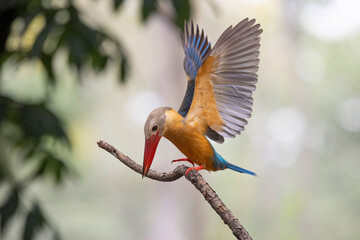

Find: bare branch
97;140;253;240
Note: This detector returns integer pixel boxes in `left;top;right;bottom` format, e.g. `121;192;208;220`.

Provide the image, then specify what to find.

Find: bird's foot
185;165;204;175
171;158;195;167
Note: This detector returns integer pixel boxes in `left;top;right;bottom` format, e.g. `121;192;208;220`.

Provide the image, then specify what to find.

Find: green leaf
0;52;12;70
90;49;108;71
39;53;55;84
113;0;124;10
65;11;104;73
32;150;69;184
29;20;54;58
142;0;157;22
19;105;69;145
0;188;19;233
0;96;10;123
24;141;40;159
119;51;128;83
33;157;48;179
44;153;67;184
171;0;190;29
23;204;45;240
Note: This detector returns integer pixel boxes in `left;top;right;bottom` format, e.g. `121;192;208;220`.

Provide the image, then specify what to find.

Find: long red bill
142;132;161;178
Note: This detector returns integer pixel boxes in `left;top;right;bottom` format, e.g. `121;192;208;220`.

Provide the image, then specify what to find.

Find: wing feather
178;21;212;118
181;20;212;80
178;21;224;143
185;18;262;140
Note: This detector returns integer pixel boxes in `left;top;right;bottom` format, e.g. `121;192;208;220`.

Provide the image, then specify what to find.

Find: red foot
171;158;195;167
185;165;204;175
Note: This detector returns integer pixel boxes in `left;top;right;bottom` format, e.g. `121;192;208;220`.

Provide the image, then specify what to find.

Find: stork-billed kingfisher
143;18;262;177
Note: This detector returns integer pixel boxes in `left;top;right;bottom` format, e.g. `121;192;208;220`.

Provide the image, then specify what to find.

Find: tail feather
212;148;257;176
227;162;257;176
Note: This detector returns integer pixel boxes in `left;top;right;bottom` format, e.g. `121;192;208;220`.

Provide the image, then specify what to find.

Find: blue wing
181;20;211;80
178;20;211;118
177;21;224;143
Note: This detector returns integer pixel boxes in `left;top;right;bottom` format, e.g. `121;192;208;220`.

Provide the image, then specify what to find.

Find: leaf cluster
0;0;192;239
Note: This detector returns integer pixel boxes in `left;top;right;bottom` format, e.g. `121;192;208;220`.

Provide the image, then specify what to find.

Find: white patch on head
144;107;172;139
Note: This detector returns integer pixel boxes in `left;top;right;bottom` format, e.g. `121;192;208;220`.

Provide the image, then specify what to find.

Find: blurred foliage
141;0;190;30
0;0;129;84
0;0;191;239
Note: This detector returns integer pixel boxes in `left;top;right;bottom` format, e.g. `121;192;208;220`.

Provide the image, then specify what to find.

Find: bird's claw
171;158;195;167
185;165;205;175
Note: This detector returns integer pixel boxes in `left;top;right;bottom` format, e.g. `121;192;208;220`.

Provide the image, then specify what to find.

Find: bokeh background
1;0;360;239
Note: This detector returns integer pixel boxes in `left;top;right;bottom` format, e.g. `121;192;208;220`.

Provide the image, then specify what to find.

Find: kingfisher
142;18;262;177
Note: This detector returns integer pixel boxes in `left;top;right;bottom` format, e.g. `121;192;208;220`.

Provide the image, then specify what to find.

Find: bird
142;18;262;178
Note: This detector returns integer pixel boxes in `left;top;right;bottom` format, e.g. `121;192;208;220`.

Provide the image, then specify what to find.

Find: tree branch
97;140;253;240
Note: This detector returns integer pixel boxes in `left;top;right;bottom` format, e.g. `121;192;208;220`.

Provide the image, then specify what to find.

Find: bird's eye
152;125;158;131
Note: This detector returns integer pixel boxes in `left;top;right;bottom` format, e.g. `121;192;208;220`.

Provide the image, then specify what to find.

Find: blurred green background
1;0;360;239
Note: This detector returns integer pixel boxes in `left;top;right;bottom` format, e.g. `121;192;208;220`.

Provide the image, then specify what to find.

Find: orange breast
163;109;216;171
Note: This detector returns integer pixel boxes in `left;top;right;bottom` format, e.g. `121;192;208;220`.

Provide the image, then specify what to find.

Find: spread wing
185;18;262;139
177;21;224;143
178;21;211;118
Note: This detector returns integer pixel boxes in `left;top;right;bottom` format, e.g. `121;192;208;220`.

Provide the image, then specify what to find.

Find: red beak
142;132;161;178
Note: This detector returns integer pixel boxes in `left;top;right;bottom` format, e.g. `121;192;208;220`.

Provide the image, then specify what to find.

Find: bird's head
142;107;171;177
